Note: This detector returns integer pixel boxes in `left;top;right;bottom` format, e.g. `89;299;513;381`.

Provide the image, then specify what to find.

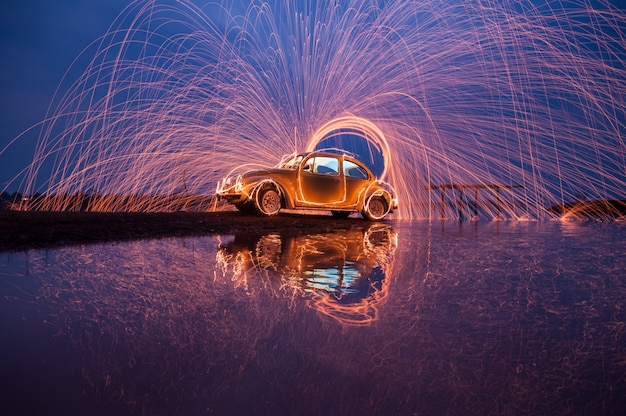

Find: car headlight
216;174;244;194
234;175;243;192
217;176;232;193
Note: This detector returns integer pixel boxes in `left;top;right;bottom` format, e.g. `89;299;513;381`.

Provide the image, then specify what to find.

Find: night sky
1;0;133;191
1;0;624;195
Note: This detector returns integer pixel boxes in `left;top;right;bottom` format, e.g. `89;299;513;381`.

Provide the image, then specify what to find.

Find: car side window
303;157;339;175
343;160;368;179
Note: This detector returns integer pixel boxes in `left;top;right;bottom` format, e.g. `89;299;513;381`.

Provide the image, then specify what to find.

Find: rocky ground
0;210;371;251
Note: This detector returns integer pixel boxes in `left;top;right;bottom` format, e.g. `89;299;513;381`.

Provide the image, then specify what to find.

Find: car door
299;155;345;205
343;159;370;206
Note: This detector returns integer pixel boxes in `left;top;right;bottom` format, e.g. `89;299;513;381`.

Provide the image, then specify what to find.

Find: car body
216;151;398;220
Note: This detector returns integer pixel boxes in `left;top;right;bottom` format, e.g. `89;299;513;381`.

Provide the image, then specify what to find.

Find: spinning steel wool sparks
4;0;625;219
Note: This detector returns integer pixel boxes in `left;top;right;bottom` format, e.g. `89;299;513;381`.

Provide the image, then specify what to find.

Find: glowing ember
3;0;625;219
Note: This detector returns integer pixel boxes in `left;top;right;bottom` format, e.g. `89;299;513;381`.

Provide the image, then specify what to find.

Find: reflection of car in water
216;224;397;325
216;151;398;220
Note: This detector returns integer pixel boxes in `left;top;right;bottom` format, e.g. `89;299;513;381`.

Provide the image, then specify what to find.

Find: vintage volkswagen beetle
216;151;397;220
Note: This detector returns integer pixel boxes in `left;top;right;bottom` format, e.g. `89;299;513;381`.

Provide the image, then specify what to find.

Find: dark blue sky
0;0;134;191
0;0;624;194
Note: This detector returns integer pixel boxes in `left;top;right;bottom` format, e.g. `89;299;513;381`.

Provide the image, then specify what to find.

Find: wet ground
0;211;365;251
1;215;625;415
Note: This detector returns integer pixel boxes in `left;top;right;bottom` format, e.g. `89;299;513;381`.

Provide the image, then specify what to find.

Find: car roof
299;150;374;174
300;149;360;161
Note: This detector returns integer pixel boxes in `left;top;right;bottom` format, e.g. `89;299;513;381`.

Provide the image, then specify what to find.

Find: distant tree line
0;191;217;212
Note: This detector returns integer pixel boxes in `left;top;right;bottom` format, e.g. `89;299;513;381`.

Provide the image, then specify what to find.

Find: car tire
256;185;281;216
362;195;388;221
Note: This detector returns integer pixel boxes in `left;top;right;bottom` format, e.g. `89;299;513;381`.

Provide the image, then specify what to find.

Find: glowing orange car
216;151;397;220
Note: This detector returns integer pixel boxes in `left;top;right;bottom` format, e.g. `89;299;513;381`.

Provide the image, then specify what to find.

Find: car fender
249;179;294;209
364;189;392;209
362;182;395;211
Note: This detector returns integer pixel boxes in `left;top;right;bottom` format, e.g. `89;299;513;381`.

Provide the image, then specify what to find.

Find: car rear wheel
256;186;281;216
362;195;388;221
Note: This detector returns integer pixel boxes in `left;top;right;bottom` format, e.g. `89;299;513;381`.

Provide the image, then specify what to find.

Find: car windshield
280;155;303;169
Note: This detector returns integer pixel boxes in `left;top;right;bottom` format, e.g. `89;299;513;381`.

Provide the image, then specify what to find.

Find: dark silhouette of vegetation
547;199;626;219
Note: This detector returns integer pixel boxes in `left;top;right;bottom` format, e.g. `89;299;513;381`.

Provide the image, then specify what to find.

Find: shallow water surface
1;220;625;415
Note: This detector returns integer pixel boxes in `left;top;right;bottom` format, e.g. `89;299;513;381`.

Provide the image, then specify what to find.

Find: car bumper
216;175;247;203
217;192;246;203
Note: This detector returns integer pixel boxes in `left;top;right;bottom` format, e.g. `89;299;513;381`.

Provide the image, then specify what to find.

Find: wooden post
441;188;445;219
496;188;501;218
474;188;479;217
458;187;464;221
427;184;521;221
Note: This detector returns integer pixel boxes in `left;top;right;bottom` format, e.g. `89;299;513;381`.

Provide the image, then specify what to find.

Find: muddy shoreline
0;210;375;251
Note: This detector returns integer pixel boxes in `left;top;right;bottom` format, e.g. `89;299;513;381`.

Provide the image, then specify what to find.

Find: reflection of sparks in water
216;224;398;326
6;0;626;219
1;222;625;414
306;224;398;326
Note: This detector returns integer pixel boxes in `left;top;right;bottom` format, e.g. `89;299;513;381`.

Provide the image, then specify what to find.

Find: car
216;151;398;220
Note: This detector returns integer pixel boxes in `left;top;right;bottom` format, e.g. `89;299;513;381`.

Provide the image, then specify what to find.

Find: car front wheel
256;186;281;216
362;195;388;221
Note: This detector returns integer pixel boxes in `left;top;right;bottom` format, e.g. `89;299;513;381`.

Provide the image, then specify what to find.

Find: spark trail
5;0;626;219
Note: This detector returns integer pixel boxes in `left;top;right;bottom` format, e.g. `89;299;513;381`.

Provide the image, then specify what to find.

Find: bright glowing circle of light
306;116;392;181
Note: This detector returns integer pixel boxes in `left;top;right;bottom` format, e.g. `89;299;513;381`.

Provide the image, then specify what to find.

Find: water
1;221;625;415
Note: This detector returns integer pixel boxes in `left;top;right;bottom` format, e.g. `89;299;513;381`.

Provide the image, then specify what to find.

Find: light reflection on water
216;224;397;326
1;221;625;415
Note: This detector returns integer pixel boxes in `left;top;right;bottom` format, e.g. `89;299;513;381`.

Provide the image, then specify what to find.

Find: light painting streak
216;223;398;326
2;0;625;219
